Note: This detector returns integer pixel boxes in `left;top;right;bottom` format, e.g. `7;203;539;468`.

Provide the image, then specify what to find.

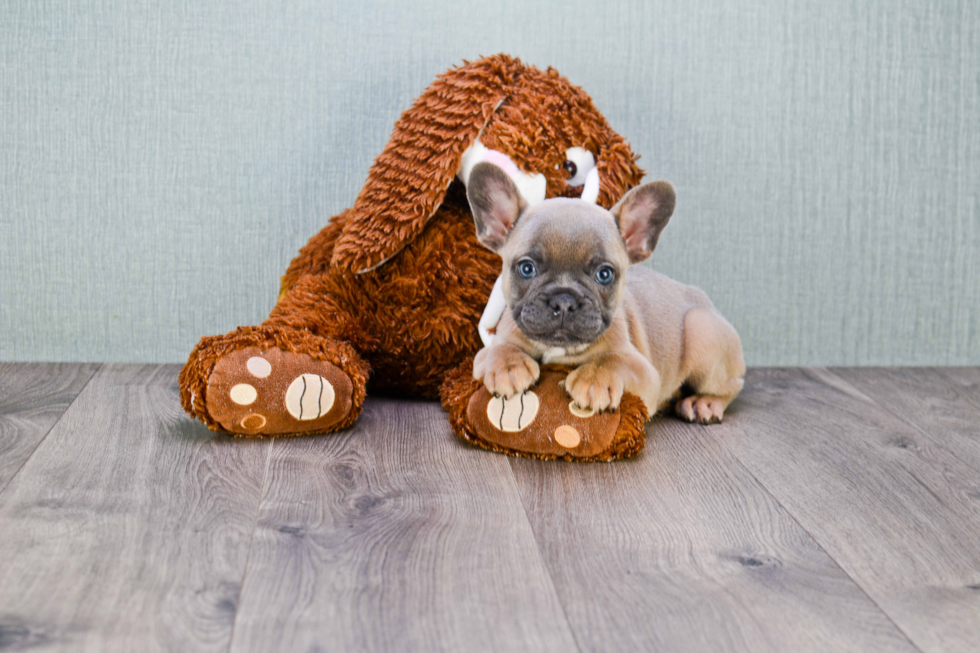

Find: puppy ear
467;162;527;251
611;181;676;263
330;55;525;273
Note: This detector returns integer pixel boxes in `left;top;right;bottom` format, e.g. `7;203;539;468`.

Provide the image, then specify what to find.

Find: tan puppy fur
468;162;745;424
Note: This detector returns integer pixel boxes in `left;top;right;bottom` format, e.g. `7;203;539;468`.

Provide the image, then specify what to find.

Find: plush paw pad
486;391;540;432
206;347;353;435
284;374;335;420
553;424;581;448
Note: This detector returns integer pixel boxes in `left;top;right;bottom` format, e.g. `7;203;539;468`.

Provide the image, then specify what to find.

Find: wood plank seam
506;412;923;652
226;399;582;651
821;367;972;463
0;362;103;499
0;363;274;651
226;436;275;653
700;383;929;653
506;457;586;653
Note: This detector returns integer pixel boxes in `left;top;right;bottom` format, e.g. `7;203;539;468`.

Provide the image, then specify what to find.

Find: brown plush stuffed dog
180;54;644;438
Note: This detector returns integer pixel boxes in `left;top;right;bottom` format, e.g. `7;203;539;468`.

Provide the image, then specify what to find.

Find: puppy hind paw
676;395;726;425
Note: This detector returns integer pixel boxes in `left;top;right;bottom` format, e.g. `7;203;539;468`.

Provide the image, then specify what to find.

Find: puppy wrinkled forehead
526;197;614;222
510;199;621;260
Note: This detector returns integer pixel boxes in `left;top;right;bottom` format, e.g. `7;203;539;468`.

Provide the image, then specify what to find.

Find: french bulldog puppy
469;162;745;424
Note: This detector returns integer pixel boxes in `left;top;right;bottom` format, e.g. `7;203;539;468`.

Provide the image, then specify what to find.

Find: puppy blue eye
517;260;537;279
595;265;615;285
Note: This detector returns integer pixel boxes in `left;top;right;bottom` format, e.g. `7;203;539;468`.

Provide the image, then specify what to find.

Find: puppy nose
548;293;579;316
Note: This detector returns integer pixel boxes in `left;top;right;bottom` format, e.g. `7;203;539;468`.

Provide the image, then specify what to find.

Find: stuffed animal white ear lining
563;146;600;204
458;140;602;208
462;141;603;347
458;140;547;206
478;276;506;347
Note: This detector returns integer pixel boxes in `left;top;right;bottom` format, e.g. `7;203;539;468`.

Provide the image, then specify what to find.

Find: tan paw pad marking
241;414;266;430
568;401;595;418
284;374;335;421
246;356;272;378
554;425;581;449
487;391;540;432
230;383;258;406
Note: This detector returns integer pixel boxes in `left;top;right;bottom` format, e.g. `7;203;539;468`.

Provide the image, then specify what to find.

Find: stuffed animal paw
205;347;354;435
180;327;369;437
441;363;648;461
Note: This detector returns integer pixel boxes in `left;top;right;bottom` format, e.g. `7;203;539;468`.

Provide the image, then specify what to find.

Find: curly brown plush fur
180;54;645;438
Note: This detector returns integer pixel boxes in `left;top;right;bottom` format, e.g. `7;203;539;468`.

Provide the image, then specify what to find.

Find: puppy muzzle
516;290;606;346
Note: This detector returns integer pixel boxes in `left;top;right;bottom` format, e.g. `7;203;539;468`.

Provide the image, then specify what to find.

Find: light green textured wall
1;0;977;365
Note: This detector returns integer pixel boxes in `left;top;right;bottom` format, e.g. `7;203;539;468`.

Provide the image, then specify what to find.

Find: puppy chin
520;329;591;348
516;320;606;349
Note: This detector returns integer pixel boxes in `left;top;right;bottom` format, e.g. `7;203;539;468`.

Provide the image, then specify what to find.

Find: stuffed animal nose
548;293;579;317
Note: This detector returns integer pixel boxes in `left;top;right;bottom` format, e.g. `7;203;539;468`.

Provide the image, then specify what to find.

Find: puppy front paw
474;345;540;398
565;363;625;413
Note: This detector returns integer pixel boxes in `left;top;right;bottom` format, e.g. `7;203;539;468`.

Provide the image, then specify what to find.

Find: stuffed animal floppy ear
330;56;525;273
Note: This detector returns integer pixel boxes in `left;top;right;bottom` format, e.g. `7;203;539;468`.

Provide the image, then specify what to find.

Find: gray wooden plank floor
0;365;269;652
0;362;100;493
710;368;980;653
230;399;577;653
0;363;978;652
509;418;919;653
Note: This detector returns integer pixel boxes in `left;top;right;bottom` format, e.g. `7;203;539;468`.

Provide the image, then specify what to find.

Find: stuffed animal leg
179;54;646;441
179;301;370;437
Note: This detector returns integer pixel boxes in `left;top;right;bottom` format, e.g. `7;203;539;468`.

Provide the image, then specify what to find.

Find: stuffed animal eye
595;265;615;285
517;259;537;279
563;147;596;186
